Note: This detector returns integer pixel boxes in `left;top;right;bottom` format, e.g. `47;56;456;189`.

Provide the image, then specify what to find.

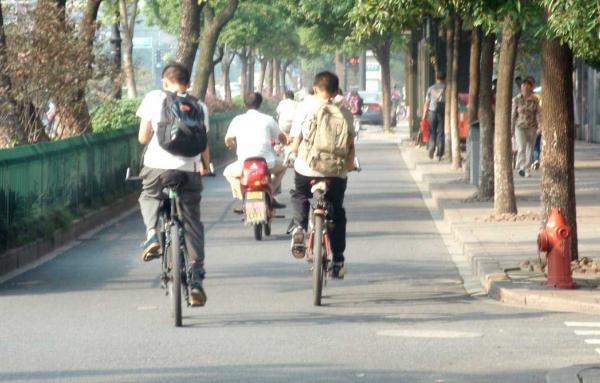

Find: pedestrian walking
421;72;446;161
511;76;541;177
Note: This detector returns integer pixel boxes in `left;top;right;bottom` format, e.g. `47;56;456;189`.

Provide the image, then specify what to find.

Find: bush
91;99;141;133
204;94;239;115
231;95;279;117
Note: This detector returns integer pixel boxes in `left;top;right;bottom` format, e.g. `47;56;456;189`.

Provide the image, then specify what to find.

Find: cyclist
288;71;355;279
223;92;288;208
136;62;209;307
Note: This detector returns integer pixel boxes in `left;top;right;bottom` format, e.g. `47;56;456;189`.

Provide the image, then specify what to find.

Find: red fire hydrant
537;208;577;289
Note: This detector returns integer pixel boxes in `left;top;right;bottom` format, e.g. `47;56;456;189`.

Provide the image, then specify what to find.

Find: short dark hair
436;71;446;81
244;92;263;109
523;76;535;86
313;71;339;95
161;62;191;85
285;90;295;100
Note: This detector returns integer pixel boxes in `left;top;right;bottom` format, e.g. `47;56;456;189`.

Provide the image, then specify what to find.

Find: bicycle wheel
170;223;182;327
312;215;324;306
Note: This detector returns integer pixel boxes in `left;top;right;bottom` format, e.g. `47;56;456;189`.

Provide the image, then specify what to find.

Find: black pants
291;171;347;263
427;110;445;158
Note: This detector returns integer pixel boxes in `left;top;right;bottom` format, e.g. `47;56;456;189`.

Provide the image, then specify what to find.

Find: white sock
147;229;156;240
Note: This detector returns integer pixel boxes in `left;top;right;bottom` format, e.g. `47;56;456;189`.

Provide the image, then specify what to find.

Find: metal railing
0;111;238;252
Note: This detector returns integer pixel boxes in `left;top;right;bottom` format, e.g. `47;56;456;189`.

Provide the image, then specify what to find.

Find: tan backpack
303;102;351;176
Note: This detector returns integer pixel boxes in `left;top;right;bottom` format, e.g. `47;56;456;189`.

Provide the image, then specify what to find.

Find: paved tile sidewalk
393;126;600;314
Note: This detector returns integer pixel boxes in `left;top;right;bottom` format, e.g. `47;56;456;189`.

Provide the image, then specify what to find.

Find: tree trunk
258;56;268;93
408;30;419;137
450;16;462;169
176;0;201;72
374;36;392;133
443;16;454;162
239;50;248;97
191;0;239;100
208;70;216;96
110;14;122;100
266;59;273;96
0;2;23;148
477;32;496;199
465;27;481;181
335;50;344;86
273;58;281;96
222;48;234;102
493;16;519;215
541;30;578;259
119;0;137;99
59;0;102;136
247;49;255;93
282;60;291;92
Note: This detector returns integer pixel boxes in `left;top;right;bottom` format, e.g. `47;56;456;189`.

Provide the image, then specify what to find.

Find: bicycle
306;180;332;306
126;168;213;327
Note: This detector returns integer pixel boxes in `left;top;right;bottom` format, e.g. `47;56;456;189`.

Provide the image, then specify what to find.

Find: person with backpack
288;71;356;279
421;72;446;161
223;92;288;208
348;90;364;132
136;62;210;307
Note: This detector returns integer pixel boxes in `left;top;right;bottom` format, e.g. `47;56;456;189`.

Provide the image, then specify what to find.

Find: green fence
0;111;238;253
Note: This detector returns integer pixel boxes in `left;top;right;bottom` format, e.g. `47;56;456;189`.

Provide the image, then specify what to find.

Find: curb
399;143;600;315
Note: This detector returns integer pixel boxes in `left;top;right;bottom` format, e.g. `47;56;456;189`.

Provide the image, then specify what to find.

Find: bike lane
0;128;596;382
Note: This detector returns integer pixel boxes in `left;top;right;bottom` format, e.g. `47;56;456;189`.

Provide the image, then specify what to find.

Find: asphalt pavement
0;127;597;382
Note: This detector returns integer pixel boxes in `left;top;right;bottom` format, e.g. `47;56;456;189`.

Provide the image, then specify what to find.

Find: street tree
538;0;600;259
0;2;23;147
191;0;239;100
348;0;425;133
118;0;138;98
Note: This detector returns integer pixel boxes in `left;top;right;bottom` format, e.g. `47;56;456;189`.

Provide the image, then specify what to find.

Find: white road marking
565;322;600;328
376;329;483;339
575;330;600;336
585;339;600;345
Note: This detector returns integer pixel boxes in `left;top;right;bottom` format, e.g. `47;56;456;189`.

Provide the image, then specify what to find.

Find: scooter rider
223;92;288;209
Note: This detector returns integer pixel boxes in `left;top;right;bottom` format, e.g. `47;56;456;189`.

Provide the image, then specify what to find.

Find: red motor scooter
239;157;282;240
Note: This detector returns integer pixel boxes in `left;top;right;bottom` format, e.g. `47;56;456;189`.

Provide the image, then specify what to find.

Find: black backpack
156;92;207;157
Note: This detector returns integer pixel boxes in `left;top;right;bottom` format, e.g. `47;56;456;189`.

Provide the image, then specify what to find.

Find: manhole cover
376;329;482;339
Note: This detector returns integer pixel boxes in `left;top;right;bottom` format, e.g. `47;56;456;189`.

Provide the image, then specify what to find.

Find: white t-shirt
290;96;355;178
136;90;209;172
276;99;298;133
225;109;281;168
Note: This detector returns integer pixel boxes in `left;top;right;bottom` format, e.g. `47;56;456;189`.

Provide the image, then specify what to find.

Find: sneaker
331;262;346;279
290;226;306;259
272;199;286;209
518;169;525;177
190;286;207;307
141;234;160;262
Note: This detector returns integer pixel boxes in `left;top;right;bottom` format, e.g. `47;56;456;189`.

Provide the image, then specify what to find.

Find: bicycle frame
159;189;190;307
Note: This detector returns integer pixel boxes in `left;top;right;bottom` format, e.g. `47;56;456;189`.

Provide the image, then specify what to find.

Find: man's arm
138;119;153;145
346;140;356;171
289;134;302;153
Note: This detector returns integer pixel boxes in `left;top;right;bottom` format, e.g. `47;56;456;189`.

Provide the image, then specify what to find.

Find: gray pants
138;167;205;279
515;127;537;171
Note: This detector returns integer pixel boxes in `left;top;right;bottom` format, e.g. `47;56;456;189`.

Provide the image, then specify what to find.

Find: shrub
90;99;141;133
204;94;239;115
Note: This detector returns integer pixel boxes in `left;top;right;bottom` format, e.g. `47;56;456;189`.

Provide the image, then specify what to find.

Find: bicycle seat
310;180;328;194
159;170;188;189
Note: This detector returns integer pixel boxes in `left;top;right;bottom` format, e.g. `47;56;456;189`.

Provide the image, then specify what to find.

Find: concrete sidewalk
394;126;600;315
